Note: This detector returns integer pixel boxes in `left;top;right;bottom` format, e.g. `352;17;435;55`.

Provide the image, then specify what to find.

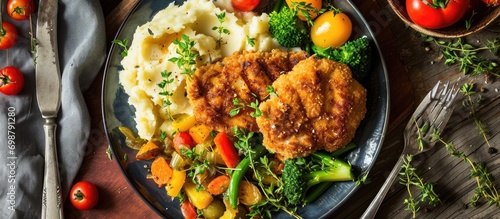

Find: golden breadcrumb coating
187;49;309;134
256;56;367;159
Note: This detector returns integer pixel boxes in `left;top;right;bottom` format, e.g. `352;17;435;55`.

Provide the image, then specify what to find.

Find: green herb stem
431;130;500;207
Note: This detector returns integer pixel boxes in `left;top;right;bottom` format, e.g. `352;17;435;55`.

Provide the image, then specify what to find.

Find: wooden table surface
65;0;500;218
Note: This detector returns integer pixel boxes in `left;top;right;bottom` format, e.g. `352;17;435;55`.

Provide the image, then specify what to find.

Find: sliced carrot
207;175;231;195
151;156;173;187
136;141;162;160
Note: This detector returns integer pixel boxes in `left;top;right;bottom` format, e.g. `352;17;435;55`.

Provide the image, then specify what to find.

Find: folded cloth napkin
0;0;106;218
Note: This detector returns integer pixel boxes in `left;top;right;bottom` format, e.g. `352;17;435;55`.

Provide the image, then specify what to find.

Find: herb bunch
425;36;500;76
400;154;442;218
431;130;500;207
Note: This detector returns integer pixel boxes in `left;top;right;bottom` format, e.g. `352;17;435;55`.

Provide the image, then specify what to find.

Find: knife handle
41;118;64;219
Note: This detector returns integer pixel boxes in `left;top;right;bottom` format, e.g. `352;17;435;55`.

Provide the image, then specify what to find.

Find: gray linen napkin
0;0;106;218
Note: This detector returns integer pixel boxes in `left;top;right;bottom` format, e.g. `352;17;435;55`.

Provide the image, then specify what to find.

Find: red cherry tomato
231;0;261;12
69;181;99;210
173;131;197;154
0;21;19;50
0;66;25;95
7;0;36;21
406;0;471;29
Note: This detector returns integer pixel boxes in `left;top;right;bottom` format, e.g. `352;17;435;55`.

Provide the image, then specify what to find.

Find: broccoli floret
268;6;309;48
312;36;372;81
282;158;306;204
282;152;354;205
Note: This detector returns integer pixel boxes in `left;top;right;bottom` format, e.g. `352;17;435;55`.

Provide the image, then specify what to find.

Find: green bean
228;144;267;209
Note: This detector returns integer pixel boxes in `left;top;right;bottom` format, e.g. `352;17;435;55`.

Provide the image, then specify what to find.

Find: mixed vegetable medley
117;0;373;218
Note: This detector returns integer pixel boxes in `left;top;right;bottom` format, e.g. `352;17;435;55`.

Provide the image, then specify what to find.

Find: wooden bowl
388;0;500;38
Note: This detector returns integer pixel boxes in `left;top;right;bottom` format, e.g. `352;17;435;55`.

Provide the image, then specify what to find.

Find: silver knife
35;0;63;218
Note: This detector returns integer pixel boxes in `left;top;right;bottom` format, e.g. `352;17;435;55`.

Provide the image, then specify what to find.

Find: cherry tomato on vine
406;0;471;29
0;66;24;95
0;21;19;50
7;0;35;21
69;181;99;210
286;0;323;20
310;10;352;49
231;0;260;12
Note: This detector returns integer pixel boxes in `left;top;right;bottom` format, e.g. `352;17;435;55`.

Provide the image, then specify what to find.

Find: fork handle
41;118;64;219
361;153;406;219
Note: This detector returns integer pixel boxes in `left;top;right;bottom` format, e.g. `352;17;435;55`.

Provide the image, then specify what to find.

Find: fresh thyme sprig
400;154;442;218
169;34;198;77
112;38;129;57
425;36;500;76
431;130;500;207
212;12;230;48
460;82;491;147
415;118;430;151
230;97;262;118
229;87;277;118
290;2;326;26
181;146;212;191
157;70;175;120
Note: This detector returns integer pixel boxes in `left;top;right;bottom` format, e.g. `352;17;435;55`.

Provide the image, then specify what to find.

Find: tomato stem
0;74;9;86
73;190;85;201
422;0;451;9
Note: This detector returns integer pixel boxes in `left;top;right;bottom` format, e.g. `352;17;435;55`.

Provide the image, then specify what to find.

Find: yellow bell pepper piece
189;123;211;144
183;182;213;209
166;169;186;198
172;114;196;132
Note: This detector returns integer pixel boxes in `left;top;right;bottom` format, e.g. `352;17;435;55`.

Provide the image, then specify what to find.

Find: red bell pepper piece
214;132;240;168
180;200;197;219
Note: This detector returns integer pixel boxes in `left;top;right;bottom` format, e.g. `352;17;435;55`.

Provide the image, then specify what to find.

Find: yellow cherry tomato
286;0;322;21
310;11;352;49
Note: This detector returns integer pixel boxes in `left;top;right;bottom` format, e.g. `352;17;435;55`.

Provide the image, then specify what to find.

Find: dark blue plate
102;0;390;218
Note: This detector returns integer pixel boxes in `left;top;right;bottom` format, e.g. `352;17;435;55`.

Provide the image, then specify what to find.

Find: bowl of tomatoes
388;0;500;38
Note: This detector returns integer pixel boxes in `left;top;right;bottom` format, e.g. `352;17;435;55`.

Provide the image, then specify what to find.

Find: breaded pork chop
187;49;309;134
256;56;367;159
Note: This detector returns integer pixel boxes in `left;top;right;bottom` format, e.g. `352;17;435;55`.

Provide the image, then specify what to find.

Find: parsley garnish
247;36;256;47
112;39;129;57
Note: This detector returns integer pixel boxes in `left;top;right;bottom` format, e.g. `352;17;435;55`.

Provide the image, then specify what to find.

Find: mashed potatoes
119;0;280;139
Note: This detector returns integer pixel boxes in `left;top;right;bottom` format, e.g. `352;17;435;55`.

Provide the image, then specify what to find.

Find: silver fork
361;81;459;219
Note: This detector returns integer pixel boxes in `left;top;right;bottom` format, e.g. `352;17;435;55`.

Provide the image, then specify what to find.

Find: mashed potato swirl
119;0;280;139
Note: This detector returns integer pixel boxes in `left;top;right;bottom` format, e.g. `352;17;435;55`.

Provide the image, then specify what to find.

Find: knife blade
35;0;63;218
